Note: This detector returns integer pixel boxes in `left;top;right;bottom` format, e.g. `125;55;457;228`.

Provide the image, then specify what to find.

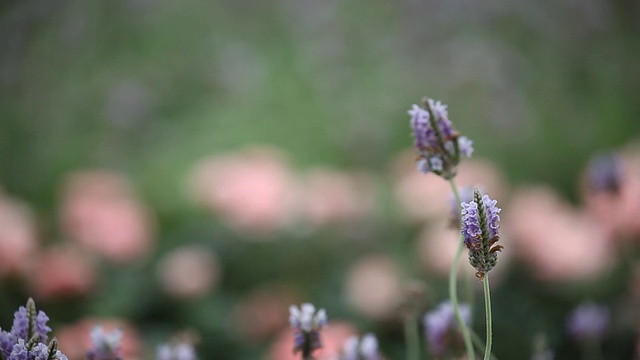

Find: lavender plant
408;97;475;359
289;303;327;360
566;303;609;360
424;301;471;358
156;343;197;360
340;333;381;360
0;299;68;360
87;326;122;360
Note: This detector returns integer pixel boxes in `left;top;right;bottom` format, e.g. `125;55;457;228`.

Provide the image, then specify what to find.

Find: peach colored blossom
506;186;614;282
268;321;357;360
345;255;402;320
0;193;38;277
417;223;511;284
28;245;96;300
56;318;141;360
233;284;299;343
417;224;476;279
392;150;507;224
60;170;154;263
189;146;297;237
157;245;220;299
298;168;376;227
582;148;640;242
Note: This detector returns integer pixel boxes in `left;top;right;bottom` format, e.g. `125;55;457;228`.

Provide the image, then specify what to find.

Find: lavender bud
424;301;471;357
340;333;381;360
587;152;622;194
289;303;327;357
408;97;473;179
566;303;609;343
156;343;197;360
460;189;502;279
87;326;122;360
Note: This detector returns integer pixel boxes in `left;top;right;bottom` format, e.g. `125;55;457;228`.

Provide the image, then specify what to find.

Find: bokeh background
1;0;640;359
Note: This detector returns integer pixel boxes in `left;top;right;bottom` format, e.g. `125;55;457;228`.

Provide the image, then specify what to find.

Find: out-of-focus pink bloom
298;168;376;228
56;318;141;360
28;245;96;300
417;224;476;279
60;170;154;262
0;192;38;277
269;321;356;360
582;149;640;242
392;151;507;224
189;146;297;237
506;187;614;282
345;255;402;320
157;245;220;299
233;284;298;343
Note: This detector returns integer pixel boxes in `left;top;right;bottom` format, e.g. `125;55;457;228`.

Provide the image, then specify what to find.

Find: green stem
404;315;420;360
448;179;476;360
471;330;499;360
483;274;493;360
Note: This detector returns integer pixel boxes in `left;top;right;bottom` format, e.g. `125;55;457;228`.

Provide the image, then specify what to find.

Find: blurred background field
1;0;640;359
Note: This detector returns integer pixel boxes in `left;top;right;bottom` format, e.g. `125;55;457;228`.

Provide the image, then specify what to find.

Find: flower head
409;98;473;179
587;152;622;194
460;189;503;279
424;301;471;357
566;303;609;343
340;333;380;360
156;343;197;360
289;303;327;356
0;299;67;360
87;326;122;360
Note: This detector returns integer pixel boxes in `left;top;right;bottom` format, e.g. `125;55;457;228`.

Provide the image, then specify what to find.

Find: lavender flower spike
87;326;123;360
340;333;381;360
461;189;503;279
424;301;471;357
408;97;473;179
566;303;609;343
289;303;327;357
157;343;197;360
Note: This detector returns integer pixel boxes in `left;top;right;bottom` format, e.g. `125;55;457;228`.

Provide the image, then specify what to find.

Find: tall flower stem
404;314;420;360
482;274;493;360
448;178;475;360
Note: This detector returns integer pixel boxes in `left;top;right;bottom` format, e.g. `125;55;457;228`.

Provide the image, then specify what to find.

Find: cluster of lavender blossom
283;97;614;359
0;300;197;360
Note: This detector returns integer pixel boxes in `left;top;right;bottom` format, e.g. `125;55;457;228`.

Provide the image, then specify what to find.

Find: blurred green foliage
1;0;640;359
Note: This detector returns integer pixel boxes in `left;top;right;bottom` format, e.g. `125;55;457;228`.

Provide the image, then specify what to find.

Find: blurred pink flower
392;151;507;224
56;318;141;360
582;149;640;242
417;224;476;279
506;187;614;282
157;245;220;299
28;245;96;300
298;168;376;227
60;170;155;263
0;192;38;277
345;254;402;320
268;321;356;360
233;284;299;343
189;146;297;237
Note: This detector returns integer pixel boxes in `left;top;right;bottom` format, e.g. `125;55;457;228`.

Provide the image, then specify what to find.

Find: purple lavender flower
449;186;474;227
87;326;122;360
10;307;29;342
587;152;622;194
340;333;380;360
1;299;68;360
289;303;327;357
408;98;473;179
424;301;471;357
566;303;609;342
460;189;503;279
156;343;197;360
